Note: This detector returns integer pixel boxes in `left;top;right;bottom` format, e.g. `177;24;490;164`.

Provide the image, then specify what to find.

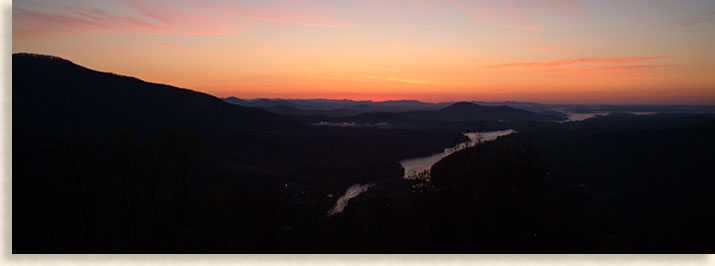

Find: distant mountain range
223;96;556;114
408;102;564;122
223;97;568;126
223;96;453;116
225;97;715;118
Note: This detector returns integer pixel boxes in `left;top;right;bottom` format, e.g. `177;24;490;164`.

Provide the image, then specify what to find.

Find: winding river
326;130;516;215
399;129;516;179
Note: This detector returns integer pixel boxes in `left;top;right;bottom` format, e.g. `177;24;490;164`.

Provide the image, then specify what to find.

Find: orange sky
12;0;715;104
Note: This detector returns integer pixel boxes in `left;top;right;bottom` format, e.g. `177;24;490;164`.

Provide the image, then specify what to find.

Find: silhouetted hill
13;53;300;137
311;102;563;128
223;96;248;106
424;102;563;122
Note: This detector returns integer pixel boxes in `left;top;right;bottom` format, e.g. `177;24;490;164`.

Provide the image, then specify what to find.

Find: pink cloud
224;9;351;28
488;56;674;75
14;0;353;41
135;39;232;61
457;5;484;22
13;7;168;40
125;0;239;35
192;0;352;28
451;0;498;23
12;5;235;41
448;0;583;32
665;11;715;28
487;56;668;68
506;5;550;32
532;64;675;73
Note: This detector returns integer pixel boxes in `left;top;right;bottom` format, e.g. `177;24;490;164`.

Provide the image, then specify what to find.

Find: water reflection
399;130;516;179
326;183;375;216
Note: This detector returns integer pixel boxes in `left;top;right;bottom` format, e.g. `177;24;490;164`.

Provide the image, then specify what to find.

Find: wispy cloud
13;0;350;41
125;0;239;35
13;5;234;41
223;10;351;28
192;0;352;28
136;39;232;61
487;56;673;75
13;7;166;40
665;11;715;28
532;64;675;73
487;56;668;68
448;0;583;32
506;6;549;32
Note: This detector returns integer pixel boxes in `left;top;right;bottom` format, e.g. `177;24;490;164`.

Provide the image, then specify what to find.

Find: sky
12;0;715;104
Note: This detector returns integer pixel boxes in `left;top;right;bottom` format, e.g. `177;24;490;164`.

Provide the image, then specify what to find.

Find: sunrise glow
12;0;715;104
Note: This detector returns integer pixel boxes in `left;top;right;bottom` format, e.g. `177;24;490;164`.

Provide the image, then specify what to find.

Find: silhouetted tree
110;129;151;251
154;129;205;249
60;134;102;252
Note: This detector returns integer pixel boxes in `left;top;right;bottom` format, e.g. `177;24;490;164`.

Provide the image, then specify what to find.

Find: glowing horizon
12;0;715;105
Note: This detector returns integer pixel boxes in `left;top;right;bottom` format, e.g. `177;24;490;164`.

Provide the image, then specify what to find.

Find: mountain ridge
13;53;302;136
